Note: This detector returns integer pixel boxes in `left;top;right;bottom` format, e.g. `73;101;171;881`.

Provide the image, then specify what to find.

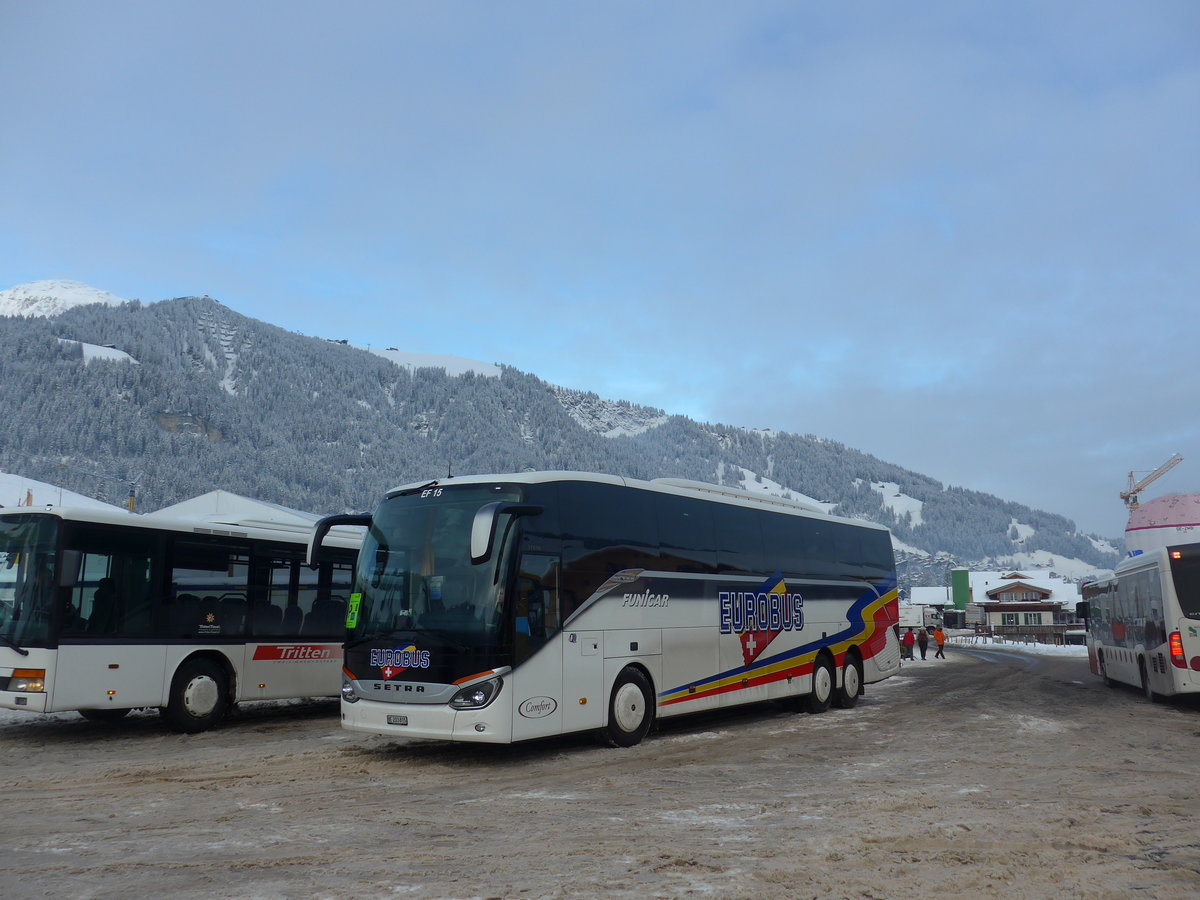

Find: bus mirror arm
471;503;544;565
308;513;372;567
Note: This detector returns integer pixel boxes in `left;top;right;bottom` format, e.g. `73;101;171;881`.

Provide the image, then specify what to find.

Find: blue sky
2;1;1197;538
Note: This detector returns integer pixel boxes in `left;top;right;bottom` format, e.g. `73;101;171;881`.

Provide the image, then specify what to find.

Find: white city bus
0;494;361;731
1079;542;1200;701
310;472;900;747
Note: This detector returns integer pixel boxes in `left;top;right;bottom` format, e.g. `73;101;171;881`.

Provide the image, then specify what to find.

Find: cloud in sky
2;1;1197;537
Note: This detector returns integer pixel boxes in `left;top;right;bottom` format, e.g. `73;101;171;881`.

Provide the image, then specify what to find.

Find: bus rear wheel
1098;653;1117;688
805;654;835;714
163;657;230;733
601;667;655;747
1140;659;1160;703
833;655;862;709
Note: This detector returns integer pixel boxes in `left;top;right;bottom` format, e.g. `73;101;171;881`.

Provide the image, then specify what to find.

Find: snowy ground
948;633;1089;657
3;646;1199;899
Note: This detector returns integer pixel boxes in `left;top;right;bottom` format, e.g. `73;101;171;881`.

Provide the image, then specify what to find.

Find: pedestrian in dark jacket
916;627;929;660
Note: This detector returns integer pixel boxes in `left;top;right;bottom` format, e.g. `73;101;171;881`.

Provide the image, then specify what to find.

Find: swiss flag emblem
740;574;788;666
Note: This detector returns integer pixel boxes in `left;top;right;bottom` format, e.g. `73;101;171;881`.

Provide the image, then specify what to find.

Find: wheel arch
605;660;657;719
168;649;238;705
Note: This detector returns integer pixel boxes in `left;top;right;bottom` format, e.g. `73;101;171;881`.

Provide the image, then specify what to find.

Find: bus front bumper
0;690;48;713
341;695;513;743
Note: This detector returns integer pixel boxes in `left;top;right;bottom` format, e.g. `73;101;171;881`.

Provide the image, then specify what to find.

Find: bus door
54;527;166;712
509;552;565;740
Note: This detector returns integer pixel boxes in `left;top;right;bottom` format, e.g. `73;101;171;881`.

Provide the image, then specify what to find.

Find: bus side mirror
1075;601;1089;620
471;503;544;565
309;513;371;566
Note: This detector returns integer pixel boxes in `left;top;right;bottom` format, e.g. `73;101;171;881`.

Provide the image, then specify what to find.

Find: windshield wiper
0;632;29;656
391;480;440;498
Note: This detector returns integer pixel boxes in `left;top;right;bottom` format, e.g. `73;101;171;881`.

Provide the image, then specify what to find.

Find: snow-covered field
2;649;1194;899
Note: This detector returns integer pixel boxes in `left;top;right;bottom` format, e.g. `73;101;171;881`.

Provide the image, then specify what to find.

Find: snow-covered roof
967;569;1080;604
0;471;124;511
910;586;952;606
985;581;1052;599
145;490;322;532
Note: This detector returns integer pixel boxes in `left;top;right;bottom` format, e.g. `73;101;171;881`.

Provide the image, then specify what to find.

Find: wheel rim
182;674;220;718
843;662;860;697
813;663;833;702
612;682;646;733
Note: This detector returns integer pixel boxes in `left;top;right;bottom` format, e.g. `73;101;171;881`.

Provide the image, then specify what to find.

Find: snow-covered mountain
0;280;129;318
552;386;669;438
0;281;1122;588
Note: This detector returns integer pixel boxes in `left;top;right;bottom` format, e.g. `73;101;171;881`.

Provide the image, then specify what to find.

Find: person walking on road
916;627;929;660
933;625;946;659
901;627;915;661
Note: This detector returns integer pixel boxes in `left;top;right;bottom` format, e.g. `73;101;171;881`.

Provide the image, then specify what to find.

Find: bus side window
62;527;154;637
655;494;716;574
515;553;559;664
168;541;249;637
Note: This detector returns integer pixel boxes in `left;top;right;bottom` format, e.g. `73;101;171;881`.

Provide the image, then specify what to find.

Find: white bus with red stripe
0;494;360;731
1079;542;1200;701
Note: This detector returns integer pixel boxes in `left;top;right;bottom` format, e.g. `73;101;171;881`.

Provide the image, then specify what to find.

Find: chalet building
961;570;1084;644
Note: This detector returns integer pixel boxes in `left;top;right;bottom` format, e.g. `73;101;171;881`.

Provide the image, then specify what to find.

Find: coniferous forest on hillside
0;297;1120;584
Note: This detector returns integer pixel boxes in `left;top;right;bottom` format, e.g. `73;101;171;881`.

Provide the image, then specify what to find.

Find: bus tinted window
1170;551;1200;619
558;482;658;555
256;552;352;637
656;494;716;574
559;483;658;571
713;503;764;574
859;528;896;580
60;524;155;637
761;511;828;578
169;541;250;637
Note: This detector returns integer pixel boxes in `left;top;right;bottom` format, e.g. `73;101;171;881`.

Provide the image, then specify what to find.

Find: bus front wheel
601;667;655;748
805;654;835;714
163;657;230;733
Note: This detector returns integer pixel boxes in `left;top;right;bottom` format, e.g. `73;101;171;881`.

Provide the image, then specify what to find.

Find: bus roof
385;471;891;533
0;490;363;549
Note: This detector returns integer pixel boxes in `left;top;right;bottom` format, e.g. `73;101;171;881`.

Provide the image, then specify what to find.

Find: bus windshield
1169;549;1200;619
350;485;522;646
0;514;59;647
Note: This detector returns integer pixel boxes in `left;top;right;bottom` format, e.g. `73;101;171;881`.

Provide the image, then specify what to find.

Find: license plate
387;715;408;726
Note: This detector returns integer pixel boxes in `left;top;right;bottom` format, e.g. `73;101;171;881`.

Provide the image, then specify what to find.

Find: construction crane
1121;453;1183;510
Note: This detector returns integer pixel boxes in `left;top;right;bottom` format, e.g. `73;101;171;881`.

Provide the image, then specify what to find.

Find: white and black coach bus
310;471;901;747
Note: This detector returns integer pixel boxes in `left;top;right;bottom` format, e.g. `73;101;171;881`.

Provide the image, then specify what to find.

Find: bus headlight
341;679;359;704
449;677;502;710
8;669;46;693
